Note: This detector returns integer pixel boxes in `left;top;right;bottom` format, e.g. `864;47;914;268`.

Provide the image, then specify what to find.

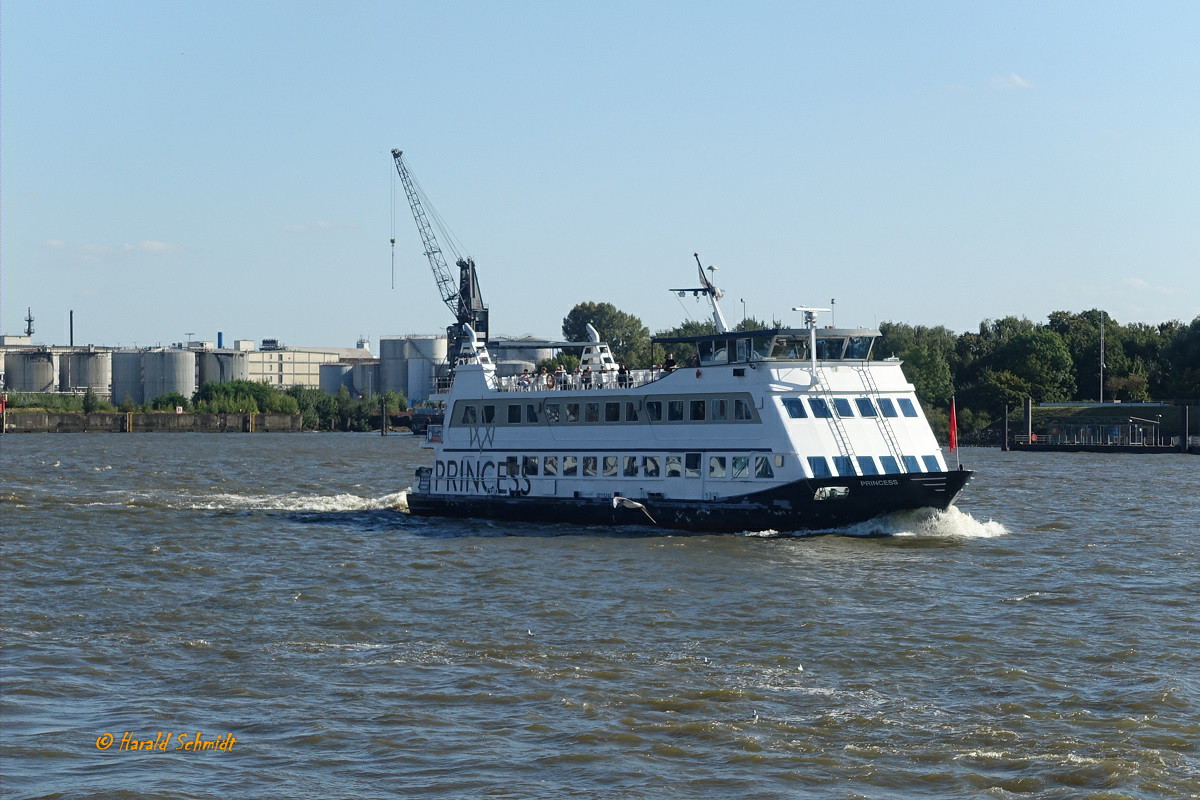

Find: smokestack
70;310;74;347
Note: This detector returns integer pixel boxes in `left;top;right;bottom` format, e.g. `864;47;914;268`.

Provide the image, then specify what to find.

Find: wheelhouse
653;327;880;366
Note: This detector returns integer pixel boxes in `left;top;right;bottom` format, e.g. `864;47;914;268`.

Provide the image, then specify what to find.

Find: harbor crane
391;149;489;367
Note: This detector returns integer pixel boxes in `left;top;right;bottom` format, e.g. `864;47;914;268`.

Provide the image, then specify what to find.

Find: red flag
949;397;958;453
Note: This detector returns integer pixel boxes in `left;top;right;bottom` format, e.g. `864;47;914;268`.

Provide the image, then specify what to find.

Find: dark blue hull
407;470;972;534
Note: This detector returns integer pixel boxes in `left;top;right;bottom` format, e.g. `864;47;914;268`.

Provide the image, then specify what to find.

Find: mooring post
1002;404;1009;451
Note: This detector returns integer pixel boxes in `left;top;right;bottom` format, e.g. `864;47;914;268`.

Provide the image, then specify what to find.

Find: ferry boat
407;267;970;534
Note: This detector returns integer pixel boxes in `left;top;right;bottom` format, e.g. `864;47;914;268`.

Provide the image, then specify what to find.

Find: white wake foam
862;505;1008;539
188;489;409;513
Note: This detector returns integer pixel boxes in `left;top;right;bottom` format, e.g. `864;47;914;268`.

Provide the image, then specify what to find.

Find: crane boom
391;149;459;315
391;149;489;363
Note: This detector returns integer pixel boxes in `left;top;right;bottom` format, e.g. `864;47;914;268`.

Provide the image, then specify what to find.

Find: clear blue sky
4;1;1198;349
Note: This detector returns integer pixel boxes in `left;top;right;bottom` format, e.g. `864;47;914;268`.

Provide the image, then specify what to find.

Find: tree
562;302;651;368
989;329;1075;402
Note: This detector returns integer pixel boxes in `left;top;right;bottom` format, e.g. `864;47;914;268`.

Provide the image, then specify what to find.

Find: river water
3;434;1198;799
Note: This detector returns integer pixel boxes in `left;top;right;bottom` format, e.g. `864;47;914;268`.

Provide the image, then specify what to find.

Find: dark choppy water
3;434;1198;799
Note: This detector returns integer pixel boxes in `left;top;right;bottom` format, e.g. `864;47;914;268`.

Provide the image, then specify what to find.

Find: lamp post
740;298;746;325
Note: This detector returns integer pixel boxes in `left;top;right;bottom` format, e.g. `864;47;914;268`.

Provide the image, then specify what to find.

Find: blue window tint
922;455;941;472
833;456;856;476
898;398;919;417
879;456;901;474
808;456;832;478
833;398;854;417
878;398;898;417
857;456;880;475
809;398;832;418
902;455;922;473
782;398;807;419
855;397;878;417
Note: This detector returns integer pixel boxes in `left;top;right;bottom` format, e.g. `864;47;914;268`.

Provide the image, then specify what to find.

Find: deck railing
433;369;674;396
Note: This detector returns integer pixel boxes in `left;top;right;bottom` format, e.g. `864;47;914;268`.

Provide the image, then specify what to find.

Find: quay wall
2;412;304;433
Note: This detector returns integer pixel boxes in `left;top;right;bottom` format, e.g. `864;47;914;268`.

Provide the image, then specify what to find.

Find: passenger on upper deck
581;367;593;388
664;353;677;372
617;364;630;388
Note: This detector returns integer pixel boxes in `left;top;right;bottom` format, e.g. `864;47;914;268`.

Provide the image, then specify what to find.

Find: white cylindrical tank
405;335;448;362
197;351;250;386
143;349;196;402
350;362;380;397
112;350;144;405
379;337;409;394
319;363;353;395
3;350;59;392
495;359;536;378
406;358;433;404
59;350;113;395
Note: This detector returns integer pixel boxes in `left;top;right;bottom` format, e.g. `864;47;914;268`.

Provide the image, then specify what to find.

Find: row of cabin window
502;453;785;480
781;396;919;420
808;454;942;477
456;397;756;426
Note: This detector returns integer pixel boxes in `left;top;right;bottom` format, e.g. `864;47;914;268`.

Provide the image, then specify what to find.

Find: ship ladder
855;364;906;468
816;369;858;468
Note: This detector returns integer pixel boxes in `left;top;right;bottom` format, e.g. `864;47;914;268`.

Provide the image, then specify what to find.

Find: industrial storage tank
379;337;409;395
142;349;196;403
59;349;113;395
197;350;250;386
349;362;380;397
112;350;144;405
495;360;536;379
319;363;353;395
3;350;58;392
403;335;448;404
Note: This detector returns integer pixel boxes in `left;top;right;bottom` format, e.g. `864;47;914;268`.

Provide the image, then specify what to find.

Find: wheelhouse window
754;456;774;479
833;398;854;417
845;336;874;359
856;456;879;475
833;456;856;477
878;398;898;418
668;401;684;422
666;455;683;478
690;400;706;421
922;455;941;472
643;456;661;477
782;398;807;419
770;336;810;360
807;456;832;478
809;398;832;418
712;398;729;421
709;456;726;478
646;401;662;422
685;453;701;478
855;398;877;417
482;405;496;424
902;455;921;473
460;404;477;425
736;338;749;362
879;456;901;474
898;398;919;418
734;399;754;421
815;337;845;360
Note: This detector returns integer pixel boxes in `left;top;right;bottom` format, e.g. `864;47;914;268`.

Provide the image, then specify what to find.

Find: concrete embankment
2;412;303;433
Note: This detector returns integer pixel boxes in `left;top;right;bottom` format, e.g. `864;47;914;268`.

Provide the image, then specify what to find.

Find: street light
740;298;746;324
